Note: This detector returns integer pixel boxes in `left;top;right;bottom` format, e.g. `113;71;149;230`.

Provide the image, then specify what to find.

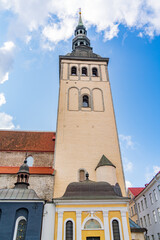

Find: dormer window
82;67;87;76
71;66;77;75
92;67;98;76
82;95;89;107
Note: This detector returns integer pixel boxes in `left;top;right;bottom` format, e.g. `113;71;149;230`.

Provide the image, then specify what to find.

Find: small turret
14;157;30;189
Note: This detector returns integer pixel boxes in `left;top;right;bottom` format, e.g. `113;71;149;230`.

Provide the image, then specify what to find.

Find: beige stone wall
96;166;117;185
0;151;54;167
54;58;126;198
0;174;54;201
131;232;145;240
128;190;139;223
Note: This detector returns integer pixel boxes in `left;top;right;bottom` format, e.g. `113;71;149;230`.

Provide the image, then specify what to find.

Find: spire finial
86;172;89;180
78;8;83;26
24;152;28;164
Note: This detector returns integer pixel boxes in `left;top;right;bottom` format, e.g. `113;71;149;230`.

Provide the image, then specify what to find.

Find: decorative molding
81;215;104;230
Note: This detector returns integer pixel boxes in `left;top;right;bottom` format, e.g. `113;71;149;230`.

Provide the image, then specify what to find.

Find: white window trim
110;217;123;240
82;215;104;230
64;218;75;240
13;216;27;240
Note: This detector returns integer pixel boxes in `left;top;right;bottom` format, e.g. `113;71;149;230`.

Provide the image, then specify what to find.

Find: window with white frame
153;210;157;223
65;220;73;240
112;220;121;240
141;200;144;211
144;197;148;208
84;219;101;229
131;206;134;216
157;208;160;220
140;218;143;227
151;235;155;240
157;233;160;240
149;193;153;204
153;189;158;201
144;216;147;227
147;214;151;225
13;216;27;240
158;185;160;194
138;203;141;213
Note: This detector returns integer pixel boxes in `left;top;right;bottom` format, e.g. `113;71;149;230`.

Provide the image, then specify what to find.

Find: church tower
54;10;126;198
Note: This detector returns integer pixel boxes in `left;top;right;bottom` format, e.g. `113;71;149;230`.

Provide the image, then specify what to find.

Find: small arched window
82;67;87;76
112;220;121;240
82;95;89;107
13;216;27;240
71;66;77;75
26;156;34;167
79;169;85;182
80;41;84;46
0;209;2;221
66;220;73;240
92;67;98;76
84;219;101;229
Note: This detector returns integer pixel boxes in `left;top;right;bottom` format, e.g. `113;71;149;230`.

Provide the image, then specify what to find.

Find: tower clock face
16;219;27;240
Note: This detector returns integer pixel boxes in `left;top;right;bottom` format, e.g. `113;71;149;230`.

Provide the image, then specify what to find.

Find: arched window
80;41;84;46
112;220;120;240
79;169;85;182
26;156;34;167
92;67;98;76
13;216;27;240
71;66;77;75
66;220;73;240
82;67;87;76
82;95;89;107
84;219;101;229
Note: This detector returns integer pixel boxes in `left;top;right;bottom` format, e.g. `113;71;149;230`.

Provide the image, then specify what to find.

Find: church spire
72;9;91;51
14;157;30;189
78;8;83;26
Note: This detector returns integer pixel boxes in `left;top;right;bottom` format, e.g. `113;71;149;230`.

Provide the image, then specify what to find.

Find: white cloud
0;112;15;129
123;158;133;172
0;41;15;84
0;0;160;49
0;93;6;107
126;180;133;189
119;134;135;149
145;165;160;182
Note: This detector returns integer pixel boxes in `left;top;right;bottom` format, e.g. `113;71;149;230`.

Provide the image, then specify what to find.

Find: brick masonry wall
0;174;54;201
0;151;54;167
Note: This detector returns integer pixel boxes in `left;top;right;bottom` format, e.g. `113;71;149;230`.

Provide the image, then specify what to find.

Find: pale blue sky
0;1;160;188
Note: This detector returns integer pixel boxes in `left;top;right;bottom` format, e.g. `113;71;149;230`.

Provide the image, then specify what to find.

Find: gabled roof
128;187;144;197
0;131;55;152
95;155;116;170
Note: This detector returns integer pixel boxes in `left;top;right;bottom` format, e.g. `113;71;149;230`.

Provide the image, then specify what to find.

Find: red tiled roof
0;166;54;175
0;131;56;152
128;187;145;197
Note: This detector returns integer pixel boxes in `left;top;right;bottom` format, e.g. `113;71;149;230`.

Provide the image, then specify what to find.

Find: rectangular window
157;233;160;240
153;189;158;201
144;197;148;208
140;218;143;227
131;206;134;216
134;204;136;214
153;210;157;223
157;208;160;220
147;236;150;240
158;185;160;194
152;235;155;240
144;216;147;227
149;193;153;204
141;200;144;211
138;203;141;213
147;214;151;225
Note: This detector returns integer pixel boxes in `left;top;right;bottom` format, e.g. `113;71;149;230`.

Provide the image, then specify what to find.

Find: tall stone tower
54;10;126;198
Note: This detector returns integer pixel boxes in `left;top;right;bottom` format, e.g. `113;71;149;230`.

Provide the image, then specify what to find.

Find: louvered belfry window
66;220;73;240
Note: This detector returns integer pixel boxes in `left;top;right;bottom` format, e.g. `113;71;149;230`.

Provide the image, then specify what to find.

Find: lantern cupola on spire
72;8;91;50
15;157;30;189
